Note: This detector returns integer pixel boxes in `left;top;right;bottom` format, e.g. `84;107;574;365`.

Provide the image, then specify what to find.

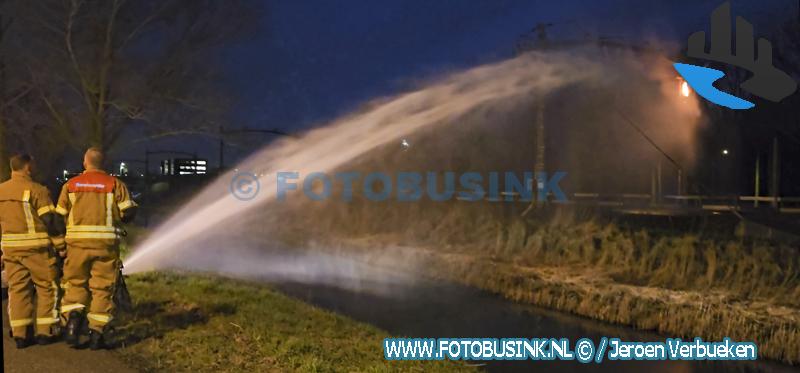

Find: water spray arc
123;47;702;292
123;52;601;278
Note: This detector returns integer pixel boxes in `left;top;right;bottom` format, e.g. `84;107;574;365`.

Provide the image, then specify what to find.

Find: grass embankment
113;272;472;373
270;200;800;365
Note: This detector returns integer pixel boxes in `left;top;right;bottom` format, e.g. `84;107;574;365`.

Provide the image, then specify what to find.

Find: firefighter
0;154;66;348
55;147;137;349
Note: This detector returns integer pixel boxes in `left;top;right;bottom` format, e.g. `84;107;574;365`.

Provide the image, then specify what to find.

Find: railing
563;193;800;214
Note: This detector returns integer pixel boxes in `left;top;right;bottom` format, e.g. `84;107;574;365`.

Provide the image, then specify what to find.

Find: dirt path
2;299;137;373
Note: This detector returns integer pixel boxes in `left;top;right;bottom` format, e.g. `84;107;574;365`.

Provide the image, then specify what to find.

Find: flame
681;81;691;97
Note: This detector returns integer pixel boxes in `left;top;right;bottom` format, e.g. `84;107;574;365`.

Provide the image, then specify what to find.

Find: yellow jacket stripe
1;239;51;248
67;193;76;227
87;313;113;324
9;318;33;327
37;204;55;216
51;281;59;320
22;190;35;234
65;224;119;240
118;199;137;211
36;317;60;325
106;193;113;227
54;205;69;215
1;231;51;248
61;303;85;313
2;232;50;240
66;225;117;233
65;232;119;240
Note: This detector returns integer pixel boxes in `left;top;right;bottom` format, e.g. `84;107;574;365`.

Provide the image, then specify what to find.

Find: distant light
680;81;691;97
722;149;729;155
401;139;410;150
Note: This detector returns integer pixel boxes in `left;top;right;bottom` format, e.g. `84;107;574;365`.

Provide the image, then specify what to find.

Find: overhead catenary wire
615;106;746;221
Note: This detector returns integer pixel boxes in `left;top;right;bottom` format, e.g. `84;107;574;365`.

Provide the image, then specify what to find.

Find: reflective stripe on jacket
55;170;136;249
0;173;58;252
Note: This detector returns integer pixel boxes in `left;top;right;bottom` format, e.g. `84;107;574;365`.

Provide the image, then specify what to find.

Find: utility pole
515;22;554;216
754;153;760;207
527;23;551;208
533;23;549;204
533;100;545;203
515;23;668;212
770;137;780;209
651;167;656;205
656;160;663;204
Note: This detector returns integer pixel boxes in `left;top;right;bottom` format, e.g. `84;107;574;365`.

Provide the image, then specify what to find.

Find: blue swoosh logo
673;63;755;110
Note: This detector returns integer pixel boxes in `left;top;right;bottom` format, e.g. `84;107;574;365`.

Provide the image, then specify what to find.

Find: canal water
142;239;797;373
274;277;799;373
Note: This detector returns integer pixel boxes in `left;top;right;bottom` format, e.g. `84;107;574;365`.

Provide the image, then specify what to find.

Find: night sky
121;0;798;171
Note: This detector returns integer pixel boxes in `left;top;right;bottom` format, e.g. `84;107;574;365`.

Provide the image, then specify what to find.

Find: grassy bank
275;200;800;305
113;272;473;373
325;240;800;365
266;200;800;364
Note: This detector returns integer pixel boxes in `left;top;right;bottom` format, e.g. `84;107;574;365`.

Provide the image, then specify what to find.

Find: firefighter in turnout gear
0;154;66;348
55;147;137;349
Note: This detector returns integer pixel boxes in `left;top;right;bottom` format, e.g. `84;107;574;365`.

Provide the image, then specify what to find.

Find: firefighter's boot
14;337;32;349
89;329;107;350
14;325;33;349
36;334;58;345
64;311;83;346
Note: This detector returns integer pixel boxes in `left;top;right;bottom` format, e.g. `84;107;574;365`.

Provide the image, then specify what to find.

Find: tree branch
65;0;96;119
37;91;79;150
0;85;33;110
117;0;173;52
94;0;124;147
130;129;217;143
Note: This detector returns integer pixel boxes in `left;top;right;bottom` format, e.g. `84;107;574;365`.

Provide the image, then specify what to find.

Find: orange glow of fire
680;81;690;97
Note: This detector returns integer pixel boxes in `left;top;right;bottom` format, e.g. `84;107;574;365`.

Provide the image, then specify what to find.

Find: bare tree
0;0;259;174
